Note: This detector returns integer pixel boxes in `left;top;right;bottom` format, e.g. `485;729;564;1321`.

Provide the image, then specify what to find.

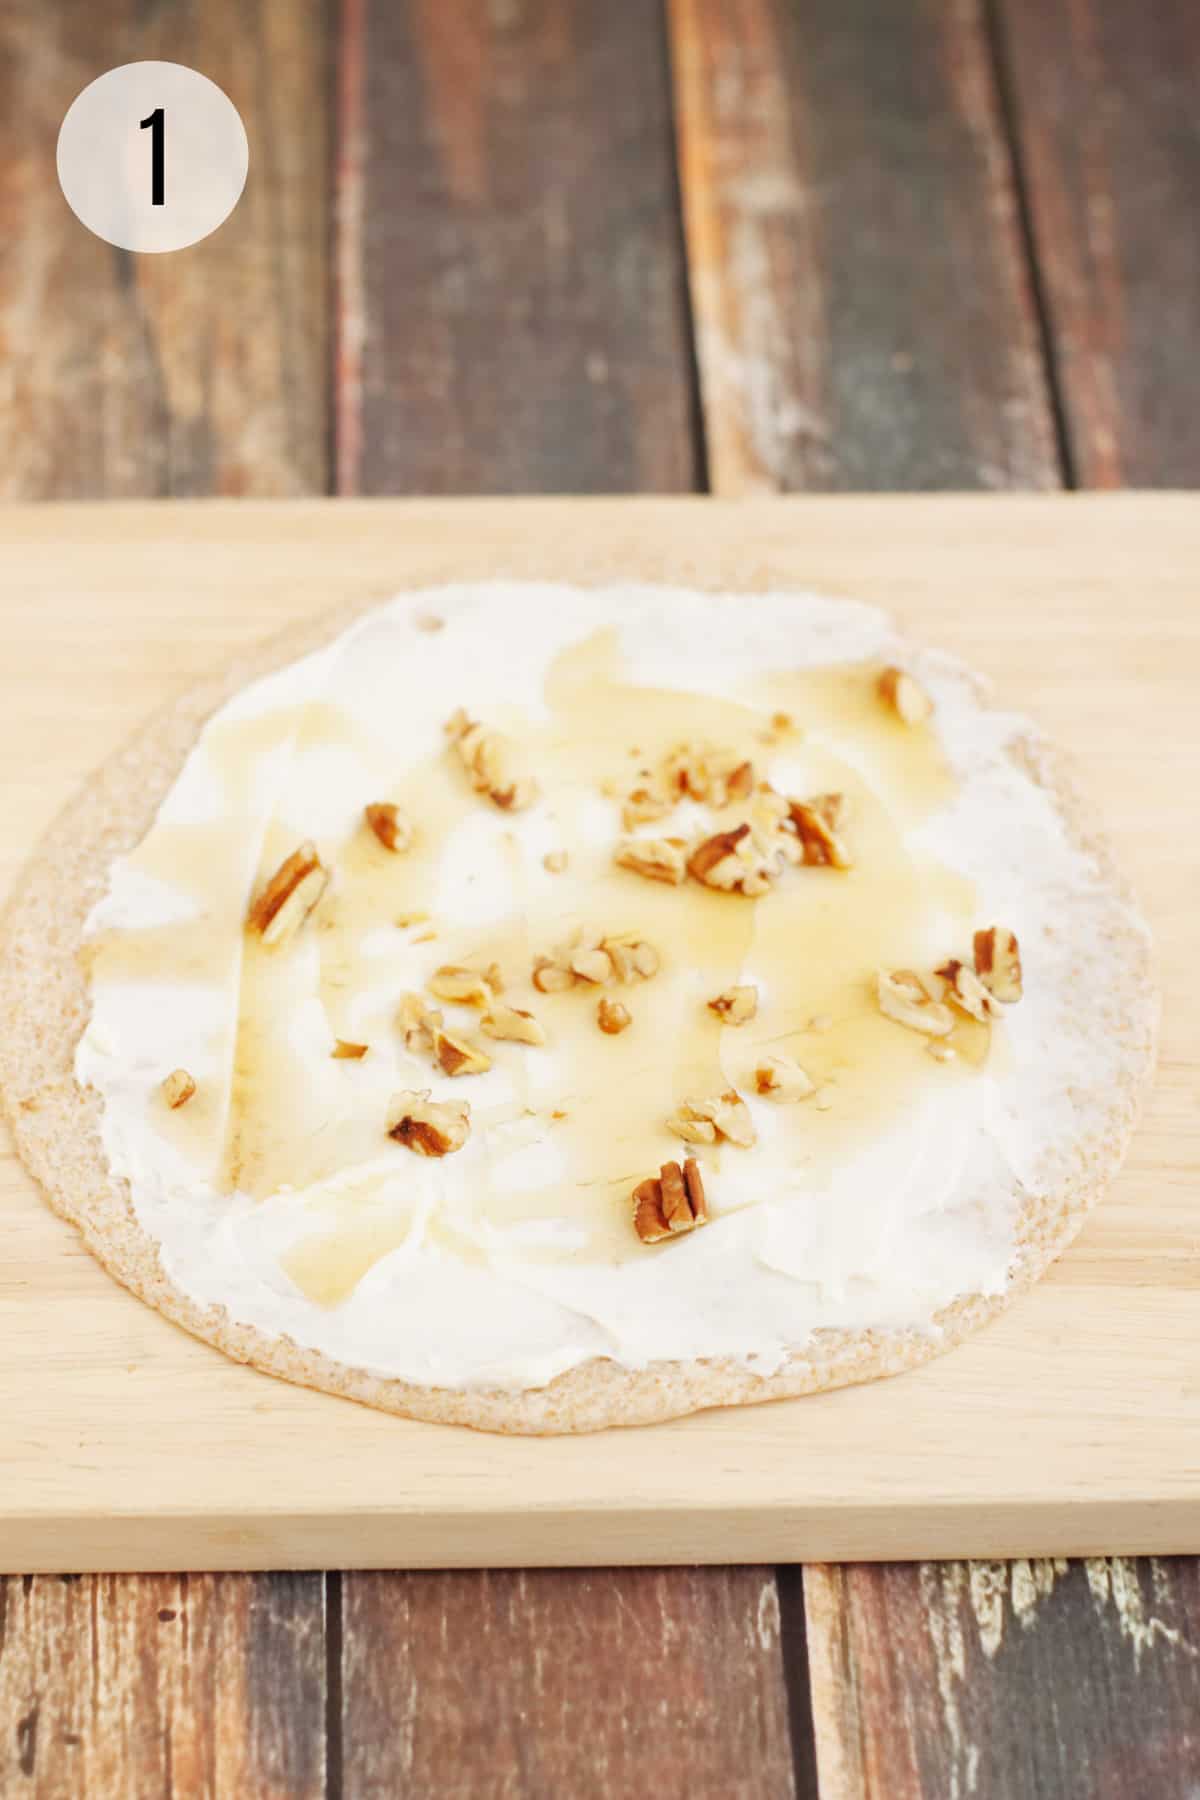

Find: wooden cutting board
1;494;1195;1572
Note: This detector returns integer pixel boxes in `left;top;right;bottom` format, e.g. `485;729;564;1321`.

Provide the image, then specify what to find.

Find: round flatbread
0;587;1157;1433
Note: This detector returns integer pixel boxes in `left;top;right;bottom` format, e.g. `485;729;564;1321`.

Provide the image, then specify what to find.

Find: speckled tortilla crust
0;596;1158;1434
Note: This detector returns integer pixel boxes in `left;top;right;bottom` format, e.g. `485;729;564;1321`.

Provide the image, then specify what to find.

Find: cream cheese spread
75;583;1138;1390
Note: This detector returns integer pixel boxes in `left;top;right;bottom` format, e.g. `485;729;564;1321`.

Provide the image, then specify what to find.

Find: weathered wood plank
668;0;1057;493
0;1573;327;1797
995;0;1200;486
806;1559;1200;1798
338;1567;797;1800
0;0;330;498
336;0;697;495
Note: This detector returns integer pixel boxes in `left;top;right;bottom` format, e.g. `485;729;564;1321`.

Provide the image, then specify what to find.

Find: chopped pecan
481;1001;546;1046
396;992;443;1055
387;1089;470;1157
707;985;758;1026
753;1054;814;1101
597;997;632;1035
331;1039;369;1060
532;956;574;994
633;1157;708;1244
879;665;934;726
434;1029;493;1077
445;709;538;811
429;964;494;1008
162;1068;196;1109
688;824;774;896
364;802;414;854
974;925;1023;1003
614;836;688;886
603;934;660;983
876;969;955;1037
570;946;614;985
787;793;853;869
247;842;328;947
667;1089;756;1148
936;958;999;1023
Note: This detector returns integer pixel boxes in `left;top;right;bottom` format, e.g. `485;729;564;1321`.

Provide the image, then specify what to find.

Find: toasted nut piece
936;958;999;1023
688;824;774;897
707;985;758;1026
331;1039;369;1060
387;1089;470;1157
434;1030;493;1077
974;925;1023;1002
364;802;414;854
754;1054;814;1101
483;961;505;994
570;947;614;985
543;850;568;873
787;794;853;870
597;997;632;1035
663;743;710;801
879;665;934;726
429;964;494;1008
532;956;574;994
162;1069;196;1109
615;836;688;886
668;1089;757;1149
445;710;539;811
622;787;671;830
877;969;955;1037
603;934;660;983
396;991;443;1055
633;1157;709;1244
482;1002;546;1046
248;843;328;946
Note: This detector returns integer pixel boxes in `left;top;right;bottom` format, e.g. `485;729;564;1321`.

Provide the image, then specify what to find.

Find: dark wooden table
2;2;1198;1794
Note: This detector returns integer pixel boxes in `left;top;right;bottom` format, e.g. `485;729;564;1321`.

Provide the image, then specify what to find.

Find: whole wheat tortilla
0;595;1158;1434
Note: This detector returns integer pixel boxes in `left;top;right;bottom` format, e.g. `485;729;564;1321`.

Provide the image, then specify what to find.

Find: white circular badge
57;62;248;253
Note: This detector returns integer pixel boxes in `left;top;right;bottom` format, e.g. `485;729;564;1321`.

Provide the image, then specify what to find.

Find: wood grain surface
0;0;331;499
335;0;698;495
996;0;1200;486
668;0;1056;493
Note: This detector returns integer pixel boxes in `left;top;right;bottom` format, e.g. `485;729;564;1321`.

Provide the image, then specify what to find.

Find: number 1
140;108;164;206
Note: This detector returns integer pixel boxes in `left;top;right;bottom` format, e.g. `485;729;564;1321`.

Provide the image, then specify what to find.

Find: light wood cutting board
1;494;1195;1572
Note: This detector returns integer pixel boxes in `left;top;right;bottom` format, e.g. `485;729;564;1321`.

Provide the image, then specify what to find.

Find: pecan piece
597;997;632;1035
429;964;494;1008
876;969;955;1037
364;802;414;854
614;836;688;886
753;1054;814;1101
331;1039;369;1060
667;1089;756;1148
434;1030;493;1077
387;1089;470;1157
603;934;660;983
787;794;853;869
707;984;757;1026
532;956;574;994
974;925;1023;1003
633;1157;709;1244
397;992;443;1055
162;1069;196;1110
445;709;538;811
936;958;999;1023
622;787;672;830
247;842;328;946
481;1001;546;1046
688;824;774;897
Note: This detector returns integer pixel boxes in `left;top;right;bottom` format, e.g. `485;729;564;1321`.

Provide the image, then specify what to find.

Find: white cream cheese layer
76;584;1140;1390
